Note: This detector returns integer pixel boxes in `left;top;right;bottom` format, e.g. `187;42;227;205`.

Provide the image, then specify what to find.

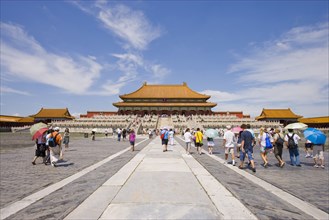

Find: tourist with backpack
160;127;169;152
273;128;285;167
49;127;63;167
258;127;273;168
284;129;301;167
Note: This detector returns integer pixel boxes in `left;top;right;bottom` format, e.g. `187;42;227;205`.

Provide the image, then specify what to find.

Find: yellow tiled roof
0;115;24;122
299;116;329;124
256;108;302;120
18;117;35;123
119;82;211;99
30;108;74;119
113;102;217;107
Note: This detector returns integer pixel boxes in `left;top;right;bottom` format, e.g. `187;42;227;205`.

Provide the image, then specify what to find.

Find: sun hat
226;125;232;129
54;127;60;131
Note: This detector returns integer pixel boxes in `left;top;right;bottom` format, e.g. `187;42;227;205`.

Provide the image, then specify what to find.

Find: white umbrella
284;122;308;130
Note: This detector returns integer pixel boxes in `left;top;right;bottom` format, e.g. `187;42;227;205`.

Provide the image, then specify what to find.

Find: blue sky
1;0;328;118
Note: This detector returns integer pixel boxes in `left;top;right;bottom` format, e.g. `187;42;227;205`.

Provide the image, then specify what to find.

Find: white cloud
149;64;171;78
97;4;162;50
0;86;30;96
72;1;170;90
1;22;103;95
213;22;329;117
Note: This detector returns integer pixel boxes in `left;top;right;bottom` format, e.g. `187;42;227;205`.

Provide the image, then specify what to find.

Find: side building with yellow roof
299;116;329;128
255;108;302;126
29;108;75;123
113;82;217;116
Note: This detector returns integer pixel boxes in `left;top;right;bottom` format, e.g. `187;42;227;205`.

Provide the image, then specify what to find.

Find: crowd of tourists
176;124;325;172
32;124;325;171
32;127;69;167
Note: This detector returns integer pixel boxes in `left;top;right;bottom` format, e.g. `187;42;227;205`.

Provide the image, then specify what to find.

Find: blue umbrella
205;129;219;138
303;128;326;145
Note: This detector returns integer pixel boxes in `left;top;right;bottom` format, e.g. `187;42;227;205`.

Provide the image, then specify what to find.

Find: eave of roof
119;82;211;99
256;108;302;119
299;116;329;124
30;108;74;119
113;102;217;107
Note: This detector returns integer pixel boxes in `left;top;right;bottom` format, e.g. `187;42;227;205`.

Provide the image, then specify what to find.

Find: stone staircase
157;116;174;130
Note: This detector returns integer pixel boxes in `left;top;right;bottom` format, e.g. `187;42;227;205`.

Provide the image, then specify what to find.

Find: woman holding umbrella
32;129;47;165
304;128;326;169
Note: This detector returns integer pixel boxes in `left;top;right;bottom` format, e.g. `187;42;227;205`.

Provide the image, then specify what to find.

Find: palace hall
113;82;217;116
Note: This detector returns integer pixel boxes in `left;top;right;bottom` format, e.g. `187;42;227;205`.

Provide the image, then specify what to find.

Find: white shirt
184;131;192;143
258;132;273;147
224;130;235;148
168;130;174;138
284;132;301;144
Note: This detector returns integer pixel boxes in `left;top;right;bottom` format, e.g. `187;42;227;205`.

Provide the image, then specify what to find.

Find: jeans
289;147;300;165
240;147;254;161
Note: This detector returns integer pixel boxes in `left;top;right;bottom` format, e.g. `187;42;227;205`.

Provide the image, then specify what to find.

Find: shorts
130;141;135;146
225;147;234;154
240;148;254;161
162;139;168;145
260;145;272;153
313;145;324;160
208;141;215;147
305;143;313;148
185;142;191;148
196;142;203;147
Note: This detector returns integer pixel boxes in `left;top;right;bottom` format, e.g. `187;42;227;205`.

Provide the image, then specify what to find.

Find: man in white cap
49;127;63;167
223;125;236;166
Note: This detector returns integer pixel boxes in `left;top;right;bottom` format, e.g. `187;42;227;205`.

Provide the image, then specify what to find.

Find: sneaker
314;164;319;168
32;162;36;165
51;161;57;167
296;164;302;167
232;161;236;166
320;165;325;169
252;167;256;173
280;162;285;168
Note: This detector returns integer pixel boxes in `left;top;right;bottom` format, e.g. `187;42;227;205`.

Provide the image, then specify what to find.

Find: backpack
160;133;165;139
275;133;284;146
48;133;59;147
265;133;273;149
287;134;296;149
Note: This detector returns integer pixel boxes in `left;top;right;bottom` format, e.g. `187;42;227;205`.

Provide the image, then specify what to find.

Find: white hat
54;127;60;131
163;127;167;130
226;125;232;129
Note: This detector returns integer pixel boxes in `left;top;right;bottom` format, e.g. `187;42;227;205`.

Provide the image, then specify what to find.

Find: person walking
117;128;122;141
184;128;192;154
168;128;175;147
129;129;136;152
160;127;169;152
236;131;243;158
284;129;301;167
304;139;313;158
223;125;236;165
122;128;127;141
49;127;63;167
258;127;273;168
32;131;47;165
273;128;285;167
313;144;325;168
207;137;215;155
63;128;70;150
238;124;256;173
195;128;203;155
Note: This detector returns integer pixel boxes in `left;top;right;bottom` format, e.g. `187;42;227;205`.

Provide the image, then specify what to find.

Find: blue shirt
241;130;254;149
